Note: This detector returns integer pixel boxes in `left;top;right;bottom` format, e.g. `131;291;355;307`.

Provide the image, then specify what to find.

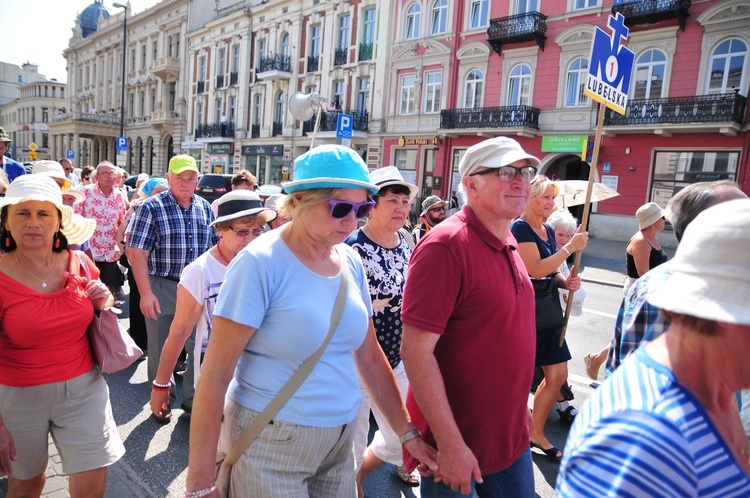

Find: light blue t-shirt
214;229;373;427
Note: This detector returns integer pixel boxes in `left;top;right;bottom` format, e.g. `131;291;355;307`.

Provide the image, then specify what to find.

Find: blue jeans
420;448;534;498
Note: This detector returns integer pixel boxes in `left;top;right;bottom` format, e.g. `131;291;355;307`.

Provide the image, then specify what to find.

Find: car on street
195;173;233;203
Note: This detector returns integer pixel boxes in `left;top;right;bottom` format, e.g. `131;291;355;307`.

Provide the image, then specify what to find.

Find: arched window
565;57;589;107
431;0;447;35
507;64;532;106
405;4;421;40
633;49;667;100
464;70;484;108
280;33;290;57
707;38;748;94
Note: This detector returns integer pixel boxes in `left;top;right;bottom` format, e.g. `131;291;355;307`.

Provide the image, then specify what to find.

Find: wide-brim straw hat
61;188;86;205
32;160;72;190
369;166;418;201
0;176;78;241
65;213;97;245
210;190;277;226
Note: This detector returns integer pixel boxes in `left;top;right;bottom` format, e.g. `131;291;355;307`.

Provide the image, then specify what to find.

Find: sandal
396;465;420;486
557;405;578;423
584;353;598;380
530;442;562;459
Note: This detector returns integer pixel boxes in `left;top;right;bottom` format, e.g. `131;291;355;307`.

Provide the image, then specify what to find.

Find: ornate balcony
302;110;369;134
229;72;239;86
151;57;180;79
150;110;179;129
272;121;283;137
195;121;234;139
603;92;747;135
612;0;691;31
487;12;547;56
307;55;319;72
257;54;292;81
359;42;373;62
251;124;260;138
440;106;540;130
334;48;348;66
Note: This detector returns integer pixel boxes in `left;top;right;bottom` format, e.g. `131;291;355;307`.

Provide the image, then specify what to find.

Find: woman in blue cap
184;145;437;497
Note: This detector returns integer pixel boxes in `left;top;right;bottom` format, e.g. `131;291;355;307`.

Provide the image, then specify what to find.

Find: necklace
215;243;231;265
15;252;59;288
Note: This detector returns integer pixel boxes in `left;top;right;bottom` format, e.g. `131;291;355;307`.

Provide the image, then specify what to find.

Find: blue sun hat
282;144;378;195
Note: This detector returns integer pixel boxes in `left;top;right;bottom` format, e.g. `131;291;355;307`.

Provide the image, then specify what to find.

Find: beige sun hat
65;213;97;245
636;202;667;230
369;166;418;201
61;189;87;205
0;175;82;241
32;160;72;190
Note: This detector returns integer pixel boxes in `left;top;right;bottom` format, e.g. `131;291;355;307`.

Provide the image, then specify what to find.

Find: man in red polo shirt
401;137;539;497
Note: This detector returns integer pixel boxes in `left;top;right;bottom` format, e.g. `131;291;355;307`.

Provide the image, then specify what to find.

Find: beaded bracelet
183;483;218;498
152;380;170;391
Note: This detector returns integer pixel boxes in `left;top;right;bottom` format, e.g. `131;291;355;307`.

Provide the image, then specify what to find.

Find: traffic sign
336;114;353;139
116;137;129;151
29;142;38;151
67;149;75;159
29;151;38;160
584;13;634;115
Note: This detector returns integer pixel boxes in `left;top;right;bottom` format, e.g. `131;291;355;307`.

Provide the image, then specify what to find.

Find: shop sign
207;143;233;154
241;144;283;156
397;137;429;146
181;141;204;149
541;135;588;153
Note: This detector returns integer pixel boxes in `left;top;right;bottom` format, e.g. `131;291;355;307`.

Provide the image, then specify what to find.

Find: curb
580;276;623;288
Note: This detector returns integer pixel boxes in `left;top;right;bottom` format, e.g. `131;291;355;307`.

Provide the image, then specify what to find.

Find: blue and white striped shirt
127;190;218;279
558;347;750;497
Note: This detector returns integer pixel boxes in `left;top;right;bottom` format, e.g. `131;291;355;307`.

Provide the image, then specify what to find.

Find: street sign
541;135;587;153
29;151;38;160
584;13;634;115
29;142;38;151
67;149;75;159
336;113;353;148
116;137;129;151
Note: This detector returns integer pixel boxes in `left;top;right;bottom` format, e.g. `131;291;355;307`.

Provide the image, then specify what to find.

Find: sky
1;1;160;83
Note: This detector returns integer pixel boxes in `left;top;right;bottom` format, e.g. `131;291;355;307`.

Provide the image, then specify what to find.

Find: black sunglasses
326;199;375;219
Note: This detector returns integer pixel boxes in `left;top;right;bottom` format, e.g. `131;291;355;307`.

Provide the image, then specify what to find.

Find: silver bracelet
183;482;217;498
399;428;421;444
561;246;571;257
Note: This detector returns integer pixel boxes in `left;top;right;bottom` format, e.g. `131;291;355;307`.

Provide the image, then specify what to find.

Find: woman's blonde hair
280;188;342;218
530;176;559;199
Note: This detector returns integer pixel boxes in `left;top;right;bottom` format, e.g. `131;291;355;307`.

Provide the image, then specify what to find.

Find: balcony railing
197;80;205;93
603;92;747;127
487;11;547;55
612;0;691;31
216;74;225;88
302;109;370;134
251;124;260;138
229;72;239;85
272;121;283;136
195;121;235;139
150;57;180;79
307;55;319;72
440;106;540;130
359;42;373;61
258;54;291;73
334;48;348;66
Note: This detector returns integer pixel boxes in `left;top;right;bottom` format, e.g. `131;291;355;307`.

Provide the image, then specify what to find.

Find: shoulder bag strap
223;248;350;466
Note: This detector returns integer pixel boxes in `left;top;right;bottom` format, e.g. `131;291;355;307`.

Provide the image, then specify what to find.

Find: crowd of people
0;125;748;498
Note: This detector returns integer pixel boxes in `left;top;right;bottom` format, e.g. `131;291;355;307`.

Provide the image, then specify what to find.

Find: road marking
583;308;618;319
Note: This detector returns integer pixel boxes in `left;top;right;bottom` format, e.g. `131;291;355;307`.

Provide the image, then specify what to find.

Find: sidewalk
578;237;675;287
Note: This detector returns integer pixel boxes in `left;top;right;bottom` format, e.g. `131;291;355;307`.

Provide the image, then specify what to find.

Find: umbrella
554;180;620;208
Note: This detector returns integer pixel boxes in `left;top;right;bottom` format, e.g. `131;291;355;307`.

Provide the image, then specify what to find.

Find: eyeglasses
97;171;116;177
428;206;445;213
471;165;538;182
230;227;265;237
326;199;375;219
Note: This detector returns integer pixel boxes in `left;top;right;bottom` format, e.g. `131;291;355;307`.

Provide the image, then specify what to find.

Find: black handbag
532;277;565;330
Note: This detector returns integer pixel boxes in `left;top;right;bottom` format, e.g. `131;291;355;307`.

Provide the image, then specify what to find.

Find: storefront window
394;149;418;170
651;150;739;206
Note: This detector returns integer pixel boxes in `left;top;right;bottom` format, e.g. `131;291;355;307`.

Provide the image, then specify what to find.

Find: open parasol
554;179;620;208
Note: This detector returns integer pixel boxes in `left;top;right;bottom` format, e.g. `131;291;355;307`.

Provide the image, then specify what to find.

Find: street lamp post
114;2;128;165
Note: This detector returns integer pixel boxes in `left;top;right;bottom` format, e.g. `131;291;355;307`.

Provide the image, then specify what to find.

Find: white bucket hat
648;198;750;326
369;166;418;201
264;193;287;212
636;202;666;230
210;190;277;226
0;175;94;244
32;160;72;190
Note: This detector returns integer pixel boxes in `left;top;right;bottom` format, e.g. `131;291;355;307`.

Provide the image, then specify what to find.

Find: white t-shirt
179;249;226;385
214;229;373;427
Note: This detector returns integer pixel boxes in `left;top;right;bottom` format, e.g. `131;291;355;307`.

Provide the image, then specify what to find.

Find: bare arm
125;246;160;320
354;320;438;473
518;226;588;279
628;237;652;277
185;316;257;493
150;285;204;421
400;323;481;494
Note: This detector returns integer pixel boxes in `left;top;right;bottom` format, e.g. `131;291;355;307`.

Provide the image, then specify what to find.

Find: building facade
383;0;749;240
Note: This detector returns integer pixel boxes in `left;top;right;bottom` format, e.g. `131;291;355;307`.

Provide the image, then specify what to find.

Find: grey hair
666;180;741;242
546;209;578;233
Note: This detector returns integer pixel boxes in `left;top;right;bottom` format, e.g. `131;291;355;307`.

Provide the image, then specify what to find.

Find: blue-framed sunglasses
326;199;376;219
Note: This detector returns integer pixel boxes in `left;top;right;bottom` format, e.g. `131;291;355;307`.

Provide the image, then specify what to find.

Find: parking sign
336;114;353;139
66;149;75;159
584;13;634;115
116;137;129;151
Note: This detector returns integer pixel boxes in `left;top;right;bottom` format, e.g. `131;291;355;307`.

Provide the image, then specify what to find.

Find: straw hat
369;166;418;201
61;189;86;205
210;190;277;226
32;160;72;190
65;213;97;245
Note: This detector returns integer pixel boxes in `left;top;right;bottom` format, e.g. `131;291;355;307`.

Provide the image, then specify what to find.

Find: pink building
384;0;749;241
